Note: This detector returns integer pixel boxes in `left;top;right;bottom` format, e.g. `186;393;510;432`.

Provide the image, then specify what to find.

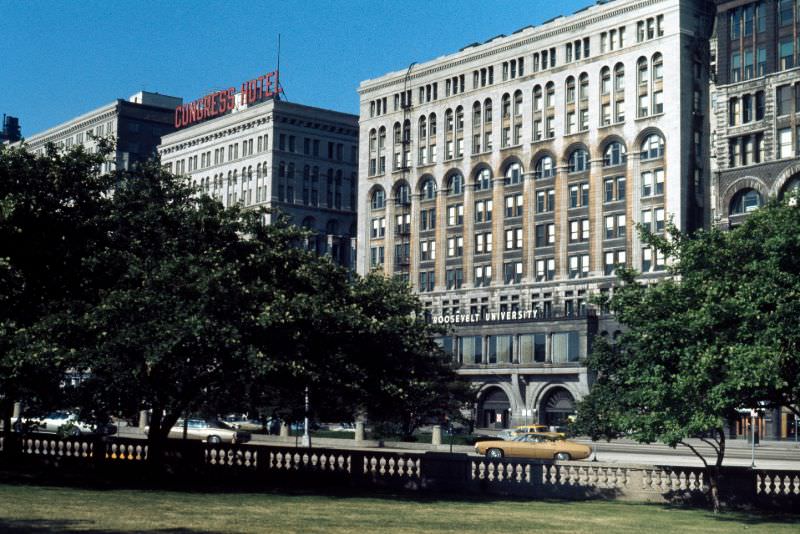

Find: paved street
114;425;800;470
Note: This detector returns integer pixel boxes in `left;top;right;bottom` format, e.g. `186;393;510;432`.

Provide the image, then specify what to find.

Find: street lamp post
301;386;311;448
750;409;756;468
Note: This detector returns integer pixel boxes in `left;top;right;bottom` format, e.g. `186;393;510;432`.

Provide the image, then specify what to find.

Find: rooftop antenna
276;34;287;101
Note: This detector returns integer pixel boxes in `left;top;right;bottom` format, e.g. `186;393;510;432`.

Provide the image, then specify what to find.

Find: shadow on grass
0;518;217;533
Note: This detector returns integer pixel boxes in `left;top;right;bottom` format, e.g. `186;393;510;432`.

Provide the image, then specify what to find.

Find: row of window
368;136;664;209
373;245;665;286
367;56;664;174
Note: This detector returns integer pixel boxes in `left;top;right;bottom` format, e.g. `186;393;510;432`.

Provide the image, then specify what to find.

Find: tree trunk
708;429;726;513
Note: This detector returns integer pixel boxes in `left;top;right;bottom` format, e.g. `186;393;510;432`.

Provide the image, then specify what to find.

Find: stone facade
12;91;181;173
709;0;800;440
356;0;714;429
159;98;359;268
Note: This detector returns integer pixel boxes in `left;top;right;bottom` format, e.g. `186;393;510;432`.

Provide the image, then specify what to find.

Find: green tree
4;146;466;462
574;194;800;512
0;144;114;434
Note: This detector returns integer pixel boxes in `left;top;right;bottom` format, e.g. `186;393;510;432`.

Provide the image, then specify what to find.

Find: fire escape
394;63;415;280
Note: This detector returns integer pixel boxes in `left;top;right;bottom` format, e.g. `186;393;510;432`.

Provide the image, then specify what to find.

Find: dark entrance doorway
540;388;576;428
479;387;511;429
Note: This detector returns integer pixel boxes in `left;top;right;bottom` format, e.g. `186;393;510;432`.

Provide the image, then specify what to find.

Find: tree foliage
574;195;800;511
0;143;113;431
0;145;470;458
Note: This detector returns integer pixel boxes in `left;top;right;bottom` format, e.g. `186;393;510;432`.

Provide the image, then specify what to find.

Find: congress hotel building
356;0;714;429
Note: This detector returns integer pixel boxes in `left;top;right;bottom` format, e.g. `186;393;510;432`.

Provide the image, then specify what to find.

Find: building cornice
359;0;668;96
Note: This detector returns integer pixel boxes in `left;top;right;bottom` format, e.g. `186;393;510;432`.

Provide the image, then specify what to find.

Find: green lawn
0;483;797;533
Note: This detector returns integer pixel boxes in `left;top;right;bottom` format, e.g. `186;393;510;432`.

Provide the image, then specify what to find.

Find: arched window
445;108;454;131
378;126;386;150
475;168;491;191
395;182;411;205
403;119;411;142
603;142;627;167
418;115;427;139
545;82;555;107
600;67;611;95
483;98;493;123
565;76;576;104
614;63;625;91
535;156;555;179
652;52;663;80
447;172;464;195
429;113;437;135
579;73;589;100
730;188;762;214
513;90;523;116
368;129;377;152
780;175;800;200
392;122;401;145
326;219;339;235
455;106;464;131
640;134;665;160
637;57;649;85
472;101;481;125
502;93;511;118
533;85;543;111
505;162;523;185
568;148;589;173
420;176;437;200
371;187;385;210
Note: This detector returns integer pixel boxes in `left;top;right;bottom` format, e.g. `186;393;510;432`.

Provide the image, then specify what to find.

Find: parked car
222;415;266;432
22;411;117;437
166;419;251;444
475;433;592;461
496;425;565;441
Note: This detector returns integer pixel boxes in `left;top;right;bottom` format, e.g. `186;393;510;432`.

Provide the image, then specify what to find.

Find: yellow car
497;425;565;440
475;433;591;461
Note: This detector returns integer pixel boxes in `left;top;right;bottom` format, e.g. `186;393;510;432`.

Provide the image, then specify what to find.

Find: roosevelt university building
356;0;714;429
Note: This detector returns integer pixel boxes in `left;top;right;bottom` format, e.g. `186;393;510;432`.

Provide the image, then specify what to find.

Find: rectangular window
731;51;741;82
447;204;464;226
655;207;665;232
642;171;653;197
653;91;663;114
642;247;653;272
780;0;794;26
551;332;580;363
655;169;665;195
777;85;793;116
778;128;794;159
780;39;795;70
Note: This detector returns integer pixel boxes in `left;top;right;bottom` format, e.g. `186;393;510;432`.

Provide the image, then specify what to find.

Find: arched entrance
540;388;576;428
478;387;511;429
779;174;800;202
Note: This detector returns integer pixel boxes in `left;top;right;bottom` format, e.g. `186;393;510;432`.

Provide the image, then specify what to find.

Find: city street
115;425;800;470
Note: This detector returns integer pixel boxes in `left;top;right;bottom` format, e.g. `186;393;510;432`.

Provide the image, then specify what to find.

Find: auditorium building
356;0;714;429
158;83;359;268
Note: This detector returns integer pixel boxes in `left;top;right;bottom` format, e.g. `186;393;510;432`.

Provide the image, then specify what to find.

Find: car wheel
207;435;222;445
68;426;81;437
486;448;504;460
555;452;571;461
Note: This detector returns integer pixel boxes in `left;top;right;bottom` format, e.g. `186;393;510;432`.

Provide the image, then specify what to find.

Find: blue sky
2;0;591;136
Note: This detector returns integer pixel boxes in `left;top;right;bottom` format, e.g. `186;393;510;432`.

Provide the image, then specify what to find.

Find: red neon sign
174;71;281;129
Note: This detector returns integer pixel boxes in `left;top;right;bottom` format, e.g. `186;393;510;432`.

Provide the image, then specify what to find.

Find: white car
28;411;116;437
